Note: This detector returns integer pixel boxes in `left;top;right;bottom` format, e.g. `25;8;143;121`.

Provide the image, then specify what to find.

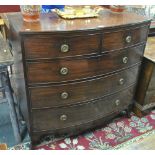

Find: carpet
10;110;155;150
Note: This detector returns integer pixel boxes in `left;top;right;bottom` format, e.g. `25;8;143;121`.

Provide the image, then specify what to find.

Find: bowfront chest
5;11;151;146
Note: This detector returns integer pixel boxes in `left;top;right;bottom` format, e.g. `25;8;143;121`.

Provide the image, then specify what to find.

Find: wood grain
103;25;148;51
27;45;144;84
3;12;151;33
24;33;101;59
30;65;140;109
32;85;135;132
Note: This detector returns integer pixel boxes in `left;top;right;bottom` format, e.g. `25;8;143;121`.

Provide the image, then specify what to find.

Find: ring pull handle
61;44;69;53
115;99;120;106
119;78;124;85
125;35;132;43
61;92;69;99
60;67;69;75
122;57;128;64
60;115;67;121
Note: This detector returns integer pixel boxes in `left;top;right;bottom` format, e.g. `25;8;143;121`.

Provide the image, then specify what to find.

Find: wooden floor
0;143;7;150
120;132;155;150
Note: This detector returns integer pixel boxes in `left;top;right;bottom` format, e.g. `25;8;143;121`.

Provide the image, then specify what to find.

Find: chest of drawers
5;11;151;146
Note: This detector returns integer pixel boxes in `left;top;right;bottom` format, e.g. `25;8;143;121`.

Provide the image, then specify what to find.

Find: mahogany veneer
4;11;151;147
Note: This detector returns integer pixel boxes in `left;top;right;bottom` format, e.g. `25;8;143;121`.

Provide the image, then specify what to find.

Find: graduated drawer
32;85;135;132
30;65;140;109
103;25;149;51
23;33;100;59
26;45;144;84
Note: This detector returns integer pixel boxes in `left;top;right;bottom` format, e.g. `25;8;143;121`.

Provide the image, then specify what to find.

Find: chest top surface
3;11;151;34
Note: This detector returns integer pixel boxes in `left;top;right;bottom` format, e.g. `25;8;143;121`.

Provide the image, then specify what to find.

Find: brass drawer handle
60;67;69;75
119;78;124;85
60;114;67;121
115;99;120;106
61;44;69;53
61;92;69;99
122;57;128;64
125;35;132;43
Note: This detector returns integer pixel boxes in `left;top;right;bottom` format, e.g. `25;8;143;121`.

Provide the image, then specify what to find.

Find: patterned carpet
10;110;155;150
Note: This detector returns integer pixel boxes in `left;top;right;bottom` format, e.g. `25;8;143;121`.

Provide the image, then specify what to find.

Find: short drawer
24;34;100;59
27;45;144;84
30;65;140;109
103;25;149;51
32;85;135;132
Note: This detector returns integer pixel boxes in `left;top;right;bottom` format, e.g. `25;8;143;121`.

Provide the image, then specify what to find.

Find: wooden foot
31;134;43;149
133;106;151;117
126;109;131;118
119;104;132;118
119;110;127;117
119;109;131;118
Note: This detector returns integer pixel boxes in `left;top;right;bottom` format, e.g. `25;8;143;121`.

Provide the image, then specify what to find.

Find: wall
0;5;20;13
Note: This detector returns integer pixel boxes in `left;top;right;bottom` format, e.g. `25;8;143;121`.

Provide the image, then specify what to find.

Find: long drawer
26;45;144;84
103;25;148;51
32;85;135;132
30;65;140;109
24;33;101;60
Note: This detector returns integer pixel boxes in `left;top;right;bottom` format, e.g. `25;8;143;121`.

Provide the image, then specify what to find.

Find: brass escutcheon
125;35;132;43
60;115;67;121
61;44;69;53
61;92;69;99
60;67;68;75
115;99;120;106
119;78;124;85
122;57;128;64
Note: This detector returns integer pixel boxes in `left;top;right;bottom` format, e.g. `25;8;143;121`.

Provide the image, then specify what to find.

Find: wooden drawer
103;25;149;51
30;65;140;109
24;34;100;59
27;45;144;84
32;85;135;132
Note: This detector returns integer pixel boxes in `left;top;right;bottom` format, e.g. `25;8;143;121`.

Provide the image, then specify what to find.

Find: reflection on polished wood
1;11;150;33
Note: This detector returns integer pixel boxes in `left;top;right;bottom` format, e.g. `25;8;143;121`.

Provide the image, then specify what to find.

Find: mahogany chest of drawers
5;11;151;146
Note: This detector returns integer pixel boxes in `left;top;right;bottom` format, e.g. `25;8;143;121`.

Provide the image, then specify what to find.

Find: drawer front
32;85;135;132
30;65;140;109
103;25;148;51
24;34;100;59
27;45;144;84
